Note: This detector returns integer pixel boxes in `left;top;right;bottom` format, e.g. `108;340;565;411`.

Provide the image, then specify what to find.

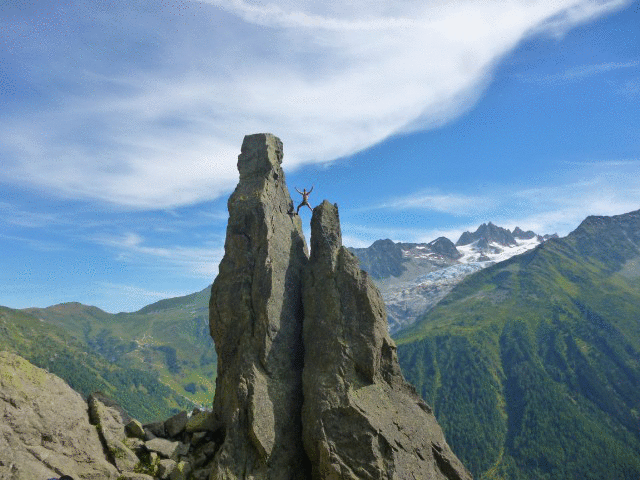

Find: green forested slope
19;285;216;414
0;306;194;422
395;210;640;480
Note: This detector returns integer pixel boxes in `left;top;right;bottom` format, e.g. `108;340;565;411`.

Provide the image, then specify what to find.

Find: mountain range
350;222;557;332
0;221;542;422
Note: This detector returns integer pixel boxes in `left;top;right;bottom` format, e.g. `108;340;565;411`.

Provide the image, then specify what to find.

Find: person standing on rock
295;186;313;214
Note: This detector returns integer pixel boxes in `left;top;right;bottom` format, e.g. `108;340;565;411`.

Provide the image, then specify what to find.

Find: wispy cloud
0;0;630;208
365;191;496;216
478;163;640;235
342;159;640;246
0;232;66;252
530;0;630;37
616;79;640;98
0;202;63;228
518;60;639;85
95;232;223;278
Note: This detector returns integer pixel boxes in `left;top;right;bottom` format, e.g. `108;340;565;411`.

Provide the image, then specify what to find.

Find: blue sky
1;0;639;312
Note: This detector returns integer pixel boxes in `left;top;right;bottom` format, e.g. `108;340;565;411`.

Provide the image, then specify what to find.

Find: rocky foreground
0;350;219;479
0;133;471;480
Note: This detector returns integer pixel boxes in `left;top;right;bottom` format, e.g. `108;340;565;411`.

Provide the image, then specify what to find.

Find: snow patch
458;237;540;265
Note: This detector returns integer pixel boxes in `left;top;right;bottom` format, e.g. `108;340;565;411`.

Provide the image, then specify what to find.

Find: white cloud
520;60;639;85
0;0;630;208
367;191;496;216
95;232;223;278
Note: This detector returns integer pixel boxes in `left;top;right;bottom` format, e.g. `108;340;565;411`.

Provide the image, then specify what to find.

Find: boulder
144;420;166;439
157;459;178;479
185;410;219;433
191;440;218;468
301;201;472;480
208;133;309;478
146;437;183;459
192;467;213;480
190;431;208;445
117;473;155;480
88;392;139;472
125;437;146;454
125;419;146;439
0;351;119;479
165;410;188;438
157;458;191;480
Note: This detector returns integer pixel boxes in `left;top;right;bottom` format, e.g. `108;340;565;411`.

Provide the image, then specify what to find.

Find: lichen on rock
0;351;119;479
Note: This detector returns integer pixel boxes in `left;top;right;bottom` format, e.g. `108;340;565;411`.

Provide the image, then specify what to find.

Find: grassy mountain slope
0;306;194;422
22;285;216;412
395;210;640;479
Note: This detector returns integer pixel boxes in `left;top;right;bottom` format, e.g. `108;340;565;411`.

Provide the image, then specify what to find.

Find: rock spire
208;134;471;480
209;133;310;478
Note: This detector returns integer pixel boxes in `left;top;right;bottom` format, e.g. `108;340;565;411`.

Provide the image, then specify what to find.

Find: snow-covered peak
457;236;541;265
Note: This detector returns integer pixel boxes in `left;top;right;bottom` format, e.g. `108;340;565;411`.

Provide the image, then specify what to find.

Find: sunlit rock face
0;352;119;479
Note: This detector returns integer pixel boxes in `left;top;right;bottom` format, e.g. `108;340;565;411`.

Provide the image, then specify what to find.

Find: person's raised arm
308;186;314;194
295;187;302;195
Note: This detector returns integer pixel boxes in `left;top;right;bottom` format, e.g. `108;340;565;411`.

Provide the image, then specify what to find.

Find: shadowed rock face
302;200;472;480
209;133;310;479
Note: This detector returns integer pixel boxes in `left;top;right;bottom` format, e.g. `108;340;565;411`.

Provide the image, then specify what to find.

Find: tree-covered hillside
0;306;195;422
395;210;640;479
19;285;216;415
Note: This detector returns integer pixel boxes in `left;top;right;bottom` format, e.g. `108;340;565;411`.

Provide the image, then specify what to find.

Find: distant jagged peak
369;238;401;252
348;238;406;279
427;236;462;259
512;226;537;240
456;221;517;247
